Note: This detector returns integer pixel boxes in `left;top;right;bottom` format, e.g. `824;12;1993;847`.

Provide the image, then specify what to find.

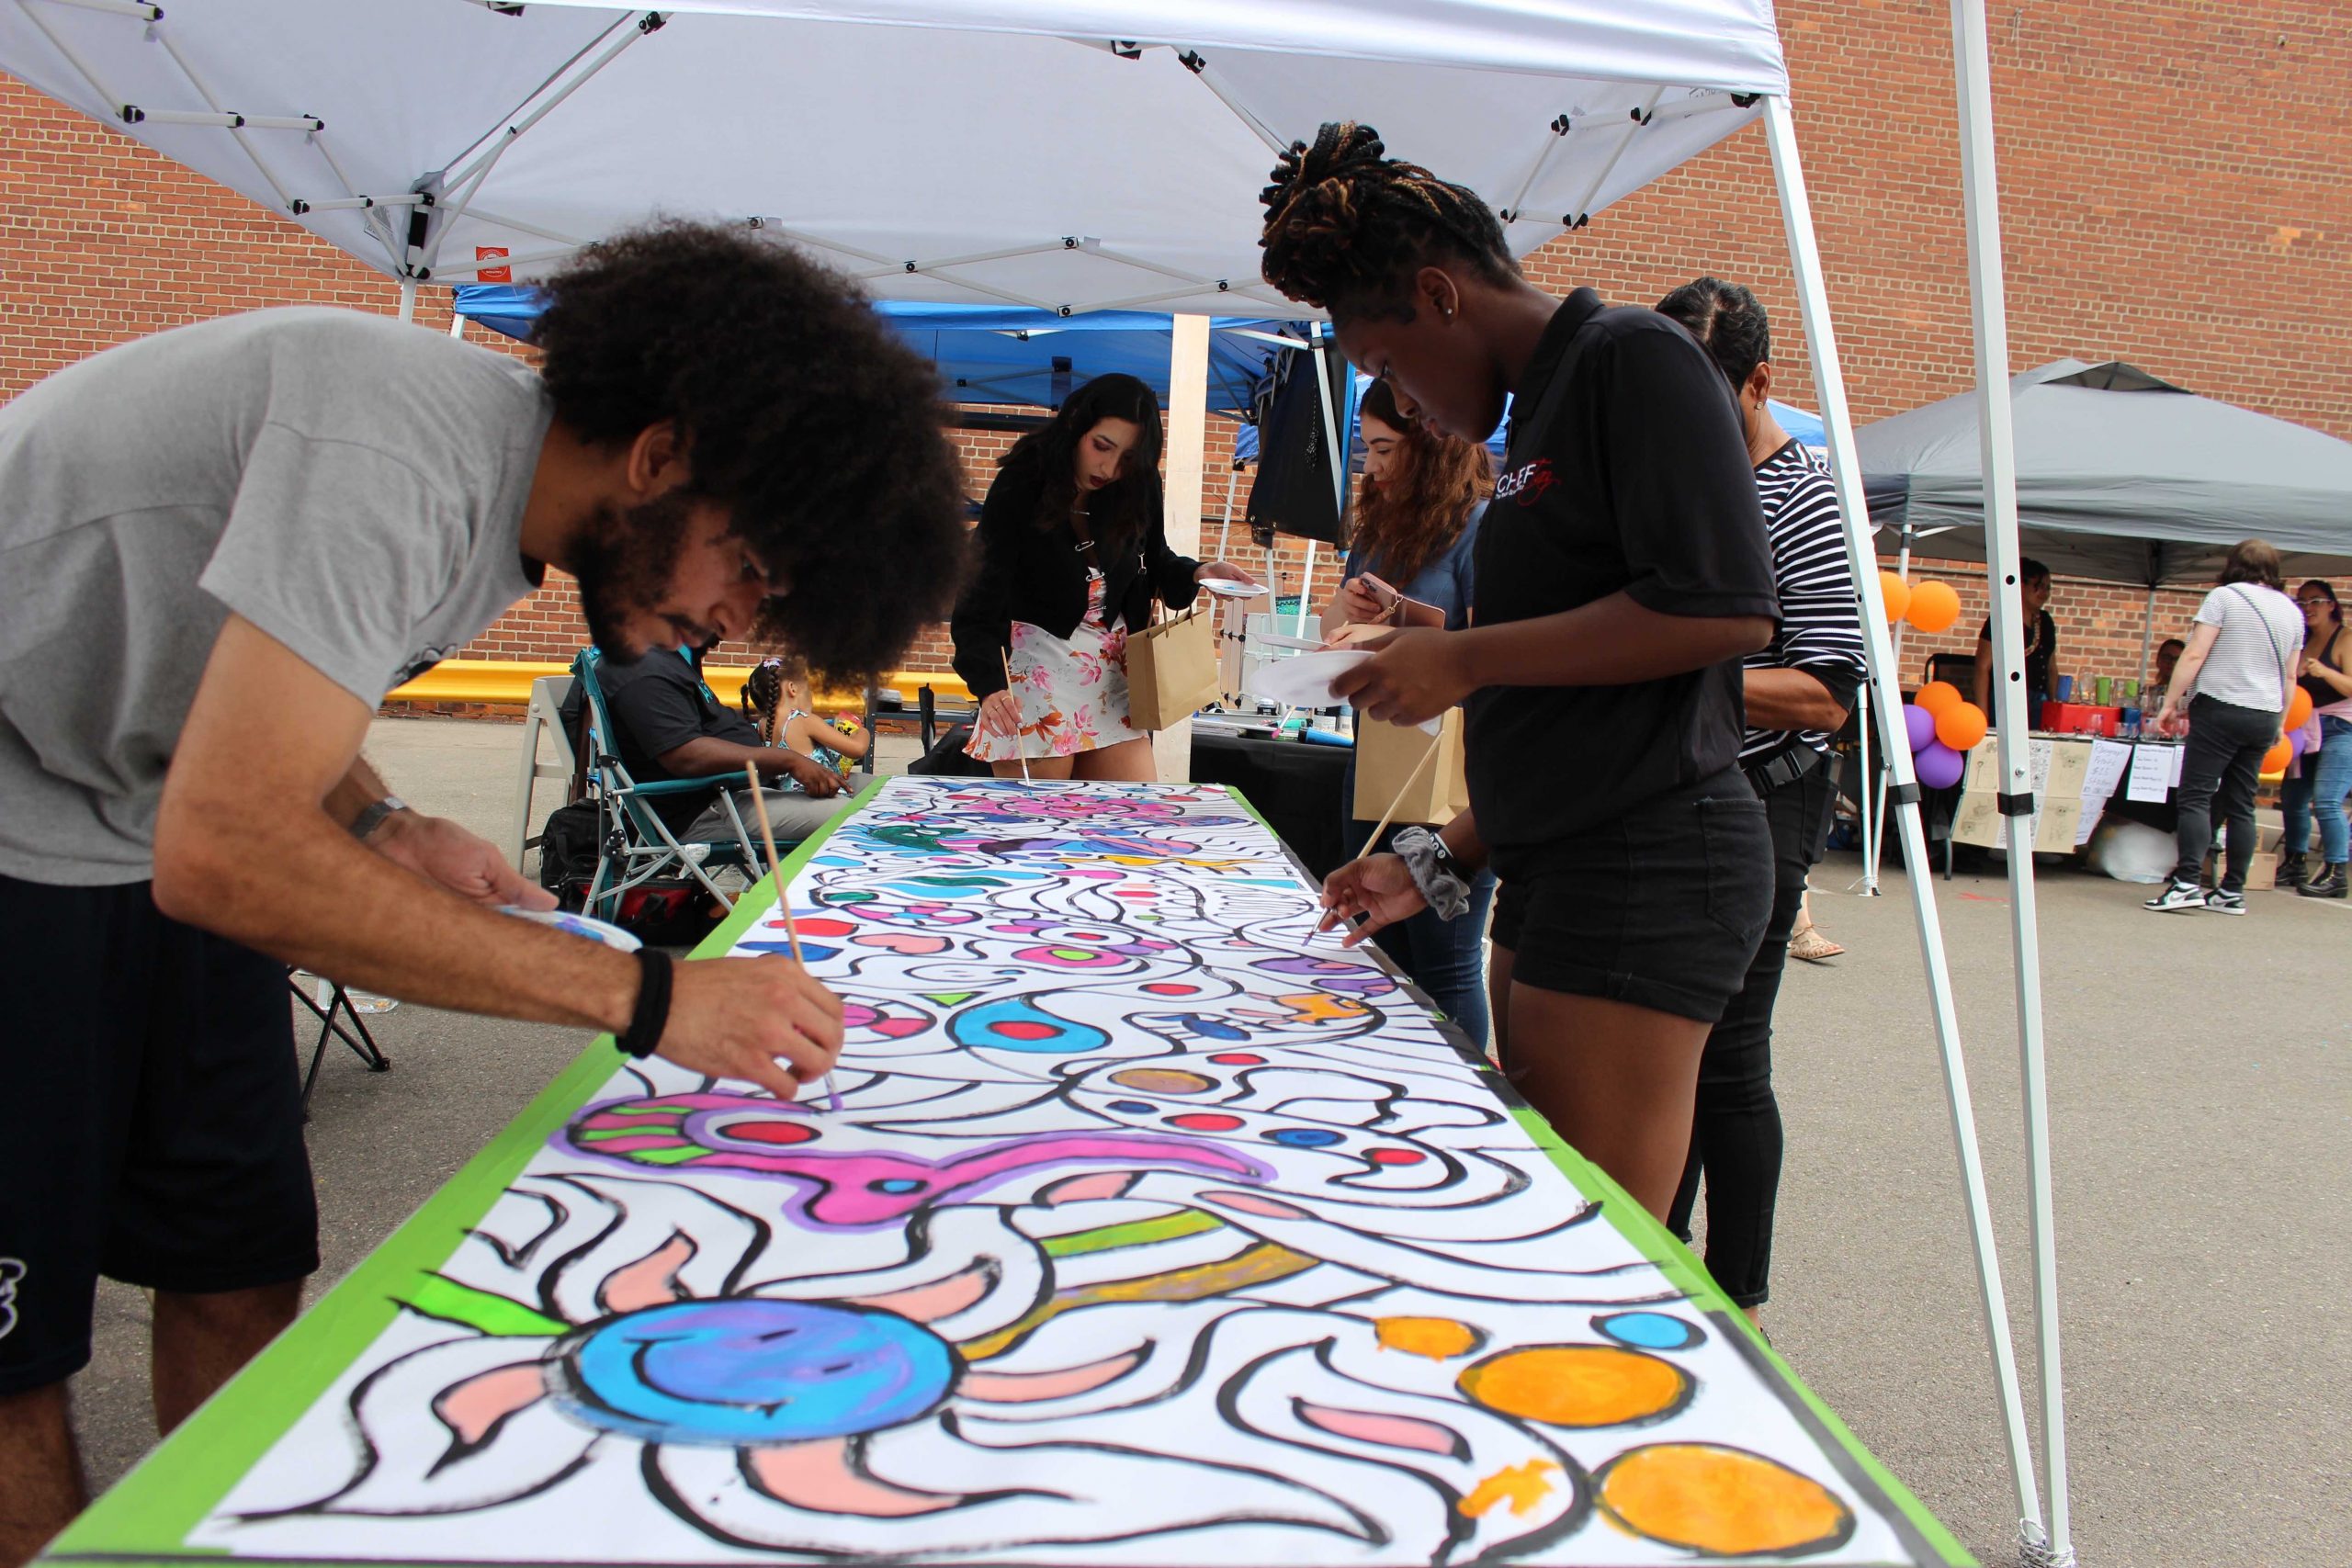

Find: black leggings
1667;761;1836;1308
2172;694;2279;893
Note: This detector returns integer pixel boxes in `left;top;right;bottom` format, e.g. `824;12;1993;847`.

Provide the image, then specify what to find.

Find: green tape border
51;775;1966;1568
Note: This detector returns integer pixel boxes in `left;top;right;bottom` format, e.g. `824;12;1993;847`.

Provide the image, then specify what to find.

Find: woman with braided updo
1271;123;1780;1221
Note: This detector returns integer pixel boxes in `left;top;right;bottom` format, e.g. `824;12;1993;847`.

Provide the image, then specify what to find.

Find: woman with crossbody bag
2145;539;2304;914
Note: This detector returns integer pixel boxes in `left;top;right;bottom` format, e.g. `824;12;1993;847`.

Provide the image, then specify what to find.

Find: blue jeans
2311;716;2352;864
1344;814;1496;1050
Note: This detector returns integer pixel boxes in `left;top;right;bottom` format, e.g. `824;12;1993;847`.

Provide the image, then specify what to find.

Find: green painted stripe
396;1274;567;1339
620;1144;707;1167
571;1125;674;1143
1042;1208;1224;1258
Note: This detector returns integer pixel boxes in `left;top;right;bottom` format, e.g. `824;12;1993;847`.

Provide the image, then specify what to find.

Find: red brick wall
3;0;2345;689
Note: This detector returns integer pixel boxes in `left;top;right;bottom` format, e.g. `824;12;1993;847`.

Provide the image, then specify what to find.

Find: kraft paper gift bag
1353;708;1470;825
1124;604;1218;730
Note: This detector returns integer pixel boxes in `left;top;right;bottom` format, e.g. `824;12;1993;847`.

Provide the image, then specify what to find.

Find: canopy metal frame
6;2;2078;1559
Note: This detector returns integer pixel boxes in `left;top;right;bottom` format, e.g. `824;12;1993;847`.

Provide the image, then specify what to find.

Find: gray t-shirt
2187;582;2301;715
0;307;552;885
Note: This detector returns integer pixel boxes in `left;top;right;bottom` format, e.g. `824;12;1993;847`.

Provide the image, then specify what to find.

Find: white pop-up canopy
0;1;1779;315
0;5;2078;1562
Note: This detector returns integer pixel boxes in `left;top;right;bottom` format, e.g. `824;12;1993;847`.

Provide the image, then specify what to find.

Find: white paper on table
2084;739;2132;803
1246;648;1367;707
2171;744;2188;786
2126;744;2176;804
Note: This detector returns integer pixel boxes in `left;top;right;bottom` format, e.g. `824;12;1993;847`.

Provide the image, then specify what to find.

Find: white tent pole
1217;461;1239;562
1945;3;2074;1560
397;277;418;324
1305;323;1345;638
447;308;466;339
1852;680;1878;894
1155;313;1211;783
1761;93;2048;1544
1865;524;1919;891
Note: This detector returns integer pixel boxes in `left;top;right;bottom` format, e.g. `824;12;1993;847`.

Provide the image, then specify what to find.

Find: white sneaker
2143;881;2206;913
2203;889;2247;916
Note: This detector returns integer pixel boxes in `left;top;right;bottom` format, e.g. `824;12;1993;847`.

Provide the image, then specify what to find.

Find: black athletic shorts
1488;773;1773;1026
0;874;318;1395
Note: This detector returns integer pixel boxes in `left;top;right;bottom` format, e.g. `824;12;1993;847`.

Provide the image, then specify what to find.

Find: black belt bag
1743;741;1823;799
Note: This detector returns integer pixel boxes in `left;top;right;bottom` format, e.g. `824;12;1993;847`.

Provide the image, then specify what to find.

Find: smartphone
1356;572;1402;608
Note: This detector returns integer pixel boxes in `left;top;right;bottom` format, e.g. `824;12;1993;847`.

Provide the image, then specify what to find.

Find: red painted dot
1112;890;1155;899
990;1021;1058;1041
1143;984;1198;996
728;1120;817;1145
1367;1147;1426;1166
1207;1052;1266;1066
1168;1112;1246;1132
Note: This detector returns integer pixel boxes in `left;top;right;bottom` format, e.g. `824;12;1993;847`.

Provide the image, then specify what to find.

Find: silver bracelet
1392;826;1472;920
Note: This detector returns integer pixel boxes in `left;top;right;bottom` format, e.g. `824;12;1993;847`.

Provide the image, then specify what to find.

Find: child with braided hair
741;654;870;777
1271;123;1781;1222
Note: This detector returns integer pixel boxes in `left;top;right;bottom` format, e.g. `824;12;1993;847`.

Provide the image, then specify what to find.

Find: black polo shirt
1466;288;1779;862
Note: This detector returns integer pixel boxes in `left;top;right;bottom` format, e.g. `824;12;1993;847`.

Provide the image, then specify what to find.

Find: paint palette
498;904;642;953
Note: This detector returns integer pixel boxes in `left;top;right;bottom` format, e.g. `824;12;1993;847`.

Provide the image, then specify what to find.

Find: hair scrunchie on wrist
617;948;673;1059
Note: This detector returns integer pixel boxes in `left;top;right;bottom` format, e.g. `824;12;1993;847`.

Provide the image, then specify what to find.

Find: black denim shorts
1489;773;1774;1024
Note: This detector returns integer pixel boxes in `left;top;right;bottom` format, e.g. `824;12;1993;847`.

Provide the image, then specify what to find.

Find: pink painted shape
1199;1190;1313;1221
847;1263;991;1325
853;932;952;955
746;1437;960;1517
872;1018;929;1039
1296;1401;1462;1456
1040;1171;1136;1204
601;1234;695;1313
961;1349;1142;1404
566;1098;1269;1229
433;1363;548;1448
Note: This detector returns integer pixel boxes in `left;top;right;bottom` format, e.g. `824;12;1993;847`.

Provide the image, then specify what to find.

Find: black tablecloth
1192;732;1351;883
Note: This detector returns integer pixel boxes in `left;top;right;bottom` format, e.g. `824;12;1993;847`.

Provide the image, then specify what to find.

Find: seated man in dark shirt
583;646;847;851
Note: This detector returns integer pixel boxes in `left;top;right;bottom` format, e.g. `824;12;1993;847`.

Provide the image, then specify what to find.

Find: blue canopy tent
454;284;1306;421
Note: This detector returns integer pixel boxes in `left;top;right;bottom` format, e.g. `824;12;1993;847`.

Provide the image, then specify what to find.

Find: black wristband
617;949;673;1059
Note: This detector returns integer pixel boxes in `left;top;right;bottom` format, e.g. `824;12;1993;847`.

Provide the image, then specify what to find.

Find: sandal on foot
1789;926;1845;963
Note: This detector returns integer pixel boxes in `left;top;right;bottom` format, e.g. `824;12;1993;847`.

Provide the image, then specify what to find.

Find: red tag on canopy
475;245;511;284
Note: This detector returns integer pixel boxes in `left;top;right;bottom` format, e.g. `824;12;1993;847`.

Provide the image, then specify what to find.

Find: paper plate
500;905;645;953
1198;577;1269;598
1248;649;1368;707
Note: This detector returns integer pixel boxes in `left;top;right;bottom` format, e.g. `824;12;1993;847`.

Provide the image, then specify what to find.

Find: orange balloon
2286;687;2313;730
1916;681;1963;716
1936;701;1989;751
1877;571;1912;624
1905;579;1962;634
2262;738;2293;776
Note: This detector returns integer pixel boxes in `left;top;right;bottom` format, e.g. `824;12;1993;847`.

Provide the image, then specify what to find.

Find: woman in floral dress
951;373;1259;780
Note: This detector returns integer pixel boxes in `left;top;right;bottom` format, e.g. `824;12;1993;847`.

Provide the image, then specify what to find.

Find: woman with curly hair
1268;123;1779;1220
1321;376;1498;1044
950;374;1260;780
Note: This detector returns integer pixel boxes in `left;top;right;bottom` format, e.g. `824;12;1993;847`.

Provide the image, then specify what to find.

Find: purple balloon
2289;728;2309;761
1902;703;1938;753
1915;739;1966;789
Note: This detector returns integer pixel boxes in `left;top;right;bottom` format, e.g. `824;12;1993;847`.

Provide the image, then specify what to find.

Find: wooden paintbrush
743;762;843;1112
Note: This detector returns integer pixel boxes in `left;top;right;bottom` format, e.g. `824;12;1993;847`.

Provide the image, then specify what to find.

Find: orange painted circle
1107;1067;1215;1095
1455;1345;1691;1428
1596;1443;1853;1556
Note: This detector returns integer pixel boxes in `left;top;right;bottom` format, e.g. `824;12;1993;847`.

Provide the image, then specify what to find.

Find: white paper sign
2084;739;2132;804
2127;744;2177;804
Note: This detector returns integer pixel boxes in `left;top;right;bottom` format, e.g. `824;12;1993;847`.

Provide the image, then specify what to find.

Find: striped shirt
1742;441;1868;761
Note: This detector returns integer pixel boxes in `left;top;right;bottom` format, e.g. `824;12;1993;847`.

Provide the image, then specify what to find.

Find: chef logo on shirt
1495;457;1557;506
394;645;460;688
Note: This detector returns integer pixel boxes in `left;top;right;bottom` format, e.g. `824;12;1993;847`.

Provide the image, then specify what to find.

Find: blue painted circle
560;1300;956;1446
1107;1100;1157;1114
1264;1127;1344;1148
869;1178;925;1194
1594;1311;1704;1351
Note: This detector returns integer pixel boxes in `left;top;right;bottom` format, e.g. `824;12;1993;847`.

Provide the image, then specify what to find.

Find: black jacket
950;458;1202;699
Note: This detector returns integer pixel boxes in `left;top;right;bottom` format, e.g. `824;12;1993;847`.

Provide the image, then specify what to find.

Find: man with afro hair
0;220;967;1562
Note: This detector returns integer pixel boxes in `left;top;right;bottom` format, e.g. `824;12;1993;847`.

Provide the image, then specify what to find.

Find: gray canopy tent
1849;358;2352;895
1861;359;2352;588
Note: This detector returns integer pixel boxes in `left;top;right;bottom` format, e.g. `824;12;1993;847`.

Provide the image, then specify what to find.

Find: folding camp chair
289;968;390;1113
570;649;760;921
